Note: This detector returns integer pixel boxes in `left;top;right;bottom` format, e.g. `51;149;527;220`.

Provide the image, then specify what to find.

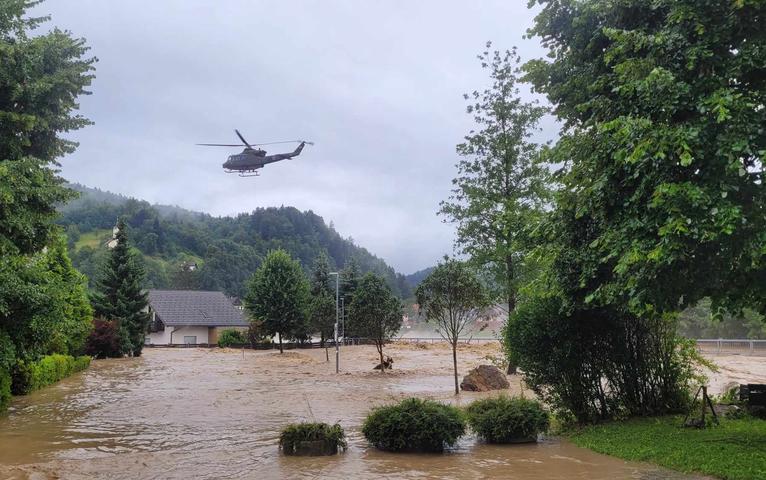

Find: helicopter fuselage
222;143;305;175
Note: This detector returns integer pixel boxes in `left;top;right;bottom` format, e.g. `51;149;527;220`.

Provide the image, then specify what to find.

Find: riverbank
569;416;766;480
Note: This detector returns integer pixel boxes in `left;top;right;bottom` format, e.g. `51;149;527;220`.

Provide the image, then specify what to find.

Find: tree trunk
378;343;385;374
452;341;459;395
278;332;283;354
504;253;518;374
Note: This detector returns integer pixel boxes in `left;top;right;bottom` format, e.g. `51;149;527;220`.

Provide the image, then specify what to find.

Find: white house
146;290;248;346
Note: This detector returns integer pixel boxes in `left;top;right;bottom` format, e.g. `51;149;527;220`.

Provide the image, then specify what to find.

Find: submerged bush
217;329;246;348
466;396;549;443
279;422;346;455
362;398;466;452
11;354;91;395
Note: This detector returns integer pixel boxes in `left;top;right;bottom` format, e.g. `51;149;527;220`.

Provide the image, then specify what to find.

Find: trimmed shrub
466;396;549;443
362;398;466;452
218;329;246;348
11;354;91;395
279;422;346;456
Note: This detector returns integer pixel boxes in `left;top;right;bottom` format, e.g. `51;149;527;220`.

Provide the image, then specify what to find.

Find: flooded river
0;345;706;479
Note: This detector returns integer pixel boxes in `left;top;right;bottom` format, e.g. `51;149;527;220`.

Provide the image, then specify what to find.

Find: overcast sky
38;0;555;274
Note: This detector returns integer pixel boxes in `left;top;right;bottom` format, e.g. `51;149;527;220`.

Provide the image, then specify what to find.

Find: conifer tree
91;219;150;356
309;253;335;346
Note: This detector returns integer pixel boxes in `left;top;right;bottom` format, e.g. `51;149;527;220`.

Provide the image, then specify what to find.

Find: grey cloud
40;0;548;272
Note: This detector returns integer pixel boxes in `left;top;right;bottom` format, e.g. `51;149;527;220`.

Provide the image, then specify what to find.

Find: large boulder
460;365;510;392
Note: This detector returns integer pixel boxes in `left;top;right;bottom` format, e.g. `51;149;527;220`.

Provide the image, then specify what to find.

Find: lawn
73;228;111;250
569;416;766;480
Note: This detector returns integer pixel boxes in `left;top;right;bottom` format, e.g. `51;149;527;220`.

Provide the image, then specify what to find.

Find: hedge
11;354;91;395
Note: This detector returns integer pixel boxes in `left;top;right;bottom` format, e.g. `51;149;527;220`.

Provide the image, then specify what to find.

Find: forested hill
58;184;412;299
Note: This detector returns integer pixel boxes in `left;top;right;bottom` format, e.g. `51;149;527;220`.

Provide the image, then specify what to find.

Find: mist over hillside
58;184;414;298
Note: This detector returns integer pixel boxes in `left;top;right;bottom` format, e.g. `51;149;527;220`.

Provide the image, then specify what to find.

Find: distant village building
105;222;120;249
146;290;249;346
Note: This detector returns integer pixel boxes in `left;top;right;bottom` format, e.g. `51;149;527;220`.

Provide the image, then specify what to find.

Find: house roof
148;290;248;327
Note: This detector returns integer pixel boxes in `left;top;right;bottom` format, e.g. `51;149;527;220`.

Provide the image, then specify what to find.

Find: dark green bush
11;354;91;395
218;329;246;347
0;369;10;413
279;422;346;455
466;396;549;443
504;294;697;423
362;398;466;452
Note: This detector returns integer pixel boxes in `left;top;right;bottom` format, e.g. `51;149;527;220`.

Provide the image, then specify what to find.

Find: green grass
569;416;766;480
74;229;111;250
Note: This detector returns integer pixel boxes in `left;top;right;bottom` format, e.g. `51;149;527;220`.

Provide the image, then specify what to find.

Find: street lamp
329;271;340;373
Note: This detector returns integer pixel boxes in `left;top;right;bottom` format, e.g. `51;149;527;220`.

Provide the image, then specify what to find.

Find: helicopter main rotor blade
251;140;315;146
234;129;253;149
196;143;245;147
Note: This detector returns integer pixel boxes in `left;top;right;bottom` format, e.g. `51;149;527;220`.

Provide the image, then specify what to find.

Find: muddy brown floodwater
0;344;720;480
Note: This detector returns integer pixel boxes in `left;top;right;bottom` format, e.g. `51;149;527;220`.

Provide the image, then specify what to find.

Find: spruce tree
309;253;336;346
91;219;150;356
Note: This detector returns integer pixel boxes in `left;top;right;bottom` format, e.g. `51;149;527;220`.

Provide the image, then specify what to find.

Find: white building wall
146;326;210;345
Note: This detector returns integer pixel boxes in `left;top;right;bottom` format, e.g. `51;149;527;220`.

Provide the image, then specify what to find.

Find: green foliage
244;249;310;353
524;0;766;317
59;185;411;299
570;416;766;480
279;422;347;454
362;398;466;452
678;298;766;339
0;1;94;258
348;273;402;368
217;329;246;348
505;294;698;423
416;257;488;393
0;368;10;413
0;2;95;412
440;45;550;313
90;219;150;357
466;396;549;443
11;353;90;395
309;253;336;345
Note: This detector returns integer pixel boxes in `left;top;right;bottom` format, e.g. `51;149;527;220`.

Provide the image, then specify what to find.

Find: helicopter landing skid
225;169;260;177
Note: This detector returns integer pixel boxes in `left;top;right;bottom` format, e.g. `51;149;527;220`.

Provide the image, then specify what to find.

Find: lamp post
330;272;340;373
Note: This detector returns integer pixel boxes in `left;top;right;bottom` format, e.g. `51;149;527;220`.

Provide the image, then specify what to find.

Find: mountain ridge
58;184;413;298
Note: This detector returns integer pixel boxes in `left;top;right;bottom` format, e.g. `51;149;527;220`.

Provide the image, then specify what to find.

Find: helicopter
198;130;313;177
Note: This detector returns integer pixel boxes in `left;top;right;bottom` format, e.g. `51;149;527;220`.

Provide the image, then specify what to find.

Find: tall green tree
91;219;150;356
440;45;549;315
309;253;336;346
0;0;95;409
524;0;766;317
244;249;310;353
348;273;402;372
416;258;488;394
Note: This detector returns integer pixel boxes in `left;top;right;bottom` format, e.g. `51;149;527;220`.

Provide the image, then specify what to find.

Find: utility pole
330;272;340;373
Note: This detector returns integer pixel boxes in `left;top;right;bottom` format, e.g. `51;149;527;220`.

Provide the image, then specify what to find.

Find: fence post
751;340;754;355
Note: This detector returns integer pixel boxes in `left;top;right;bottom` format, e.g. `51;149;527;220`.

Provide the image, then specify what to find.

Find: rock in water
460;365;510;392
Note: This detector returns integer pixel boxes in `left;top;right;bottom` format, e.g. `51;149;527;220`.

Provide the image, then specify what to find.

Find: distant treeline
58;184;413;299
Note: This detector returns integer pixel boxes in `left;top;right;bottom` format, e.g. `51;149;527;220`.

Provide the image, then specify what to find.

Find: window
183;336;197;345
